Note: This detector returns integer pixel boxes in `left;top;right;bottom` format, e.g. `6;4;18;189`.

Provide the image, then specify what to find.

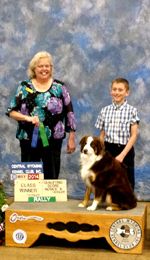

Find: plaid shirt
95;100;140;145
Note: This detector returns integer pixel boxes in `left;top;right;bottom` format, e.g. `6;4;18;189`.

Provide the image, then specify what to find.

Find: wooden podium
5;200;146;254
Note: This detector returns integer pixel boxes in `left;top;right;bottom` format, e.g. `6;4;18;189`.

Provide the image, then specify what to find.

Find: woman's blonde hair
27;51;54;79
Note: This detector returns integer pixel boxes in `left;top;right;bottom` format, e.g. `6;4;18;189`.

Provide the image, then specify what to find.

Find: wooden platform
5;200;146;254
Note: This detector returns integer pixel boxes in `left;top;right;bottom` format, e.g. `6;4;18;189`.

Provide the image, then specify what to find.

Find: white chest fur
80;152;102;187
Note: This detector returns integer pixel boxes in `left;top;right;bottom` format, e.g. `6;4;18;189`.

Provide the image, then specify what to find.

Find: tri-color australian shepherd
78;136;137;211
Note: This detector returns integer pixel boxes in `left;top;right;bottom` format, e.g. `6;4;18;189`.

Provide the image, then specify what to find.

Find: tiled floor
1;201;150;260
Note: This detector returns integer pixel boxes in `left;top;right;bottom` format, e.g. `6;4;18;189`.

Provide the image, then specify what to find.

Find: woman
7;51;76;179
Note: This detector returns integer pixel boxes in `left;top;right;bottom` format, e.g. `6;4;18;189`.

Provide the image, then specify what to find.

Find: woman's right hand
9;111;39;127
26;115;40;127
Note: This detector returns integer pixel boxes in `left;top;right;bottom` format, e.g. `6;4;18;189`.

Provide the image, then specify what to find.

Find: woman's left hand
67;132;76;153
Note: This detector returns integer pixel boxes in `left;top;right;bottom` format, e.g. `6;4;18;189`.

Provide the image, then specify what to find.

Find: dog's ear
79;136;87;146
94;137;105;155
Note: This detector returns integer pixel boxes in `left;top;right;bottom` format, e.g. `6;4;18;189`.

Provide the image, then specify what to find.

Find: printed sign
14;179;67;202
10;162;44;180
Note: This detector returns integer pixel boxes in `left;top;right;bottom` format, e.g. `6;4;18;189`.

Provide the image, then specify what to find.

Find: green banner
39;122;49;147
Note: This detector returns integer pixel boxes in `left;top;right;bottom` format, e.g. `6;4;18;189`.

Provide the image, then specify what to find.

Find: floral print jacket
7;79;76;141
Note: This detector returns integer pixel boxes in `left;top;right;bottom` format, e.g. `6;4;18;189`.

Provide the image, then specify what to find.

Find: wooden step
5;200;146;254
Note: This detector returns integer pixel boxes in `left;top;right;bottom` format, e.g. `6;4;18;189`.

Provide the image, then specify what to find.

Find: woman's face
34;57;52;81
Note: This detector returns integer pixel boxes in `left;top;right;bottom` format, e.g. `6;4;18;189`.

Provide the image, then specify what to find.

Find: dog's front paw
87;205;95;211
87;204;97;211
78;202;86;208
87;205;96;211
87;200;98;211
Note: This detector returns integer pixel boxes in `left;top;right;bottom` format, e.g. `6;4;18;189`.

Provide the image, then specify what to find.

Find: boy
95;78;140;190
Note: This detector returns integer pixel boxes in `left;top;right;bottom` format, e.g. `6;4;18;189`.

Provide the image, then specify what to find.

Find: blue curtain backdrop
1;0;150;200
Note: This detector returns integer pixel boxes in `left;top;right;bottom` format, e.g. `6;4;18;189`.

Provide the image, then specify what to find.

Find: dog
78;135;137;211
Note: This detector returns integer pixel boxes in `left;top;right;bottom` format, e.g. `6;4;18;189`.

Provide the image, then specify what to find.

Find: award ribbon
39;122;49;147
31;126;39;148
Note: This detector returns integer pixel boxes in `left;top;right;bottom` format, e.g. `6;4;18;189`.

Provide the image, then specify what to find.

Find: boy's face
110;82;129;104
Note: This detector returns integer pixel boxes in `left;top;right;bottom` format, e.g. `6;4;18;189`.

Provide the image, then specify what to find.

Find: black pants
104;142;135;190
20;138;63;179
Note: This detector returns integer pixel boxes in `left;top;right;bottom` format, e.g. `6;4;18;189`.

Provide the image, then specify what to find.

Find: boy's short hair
111;78;130;91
